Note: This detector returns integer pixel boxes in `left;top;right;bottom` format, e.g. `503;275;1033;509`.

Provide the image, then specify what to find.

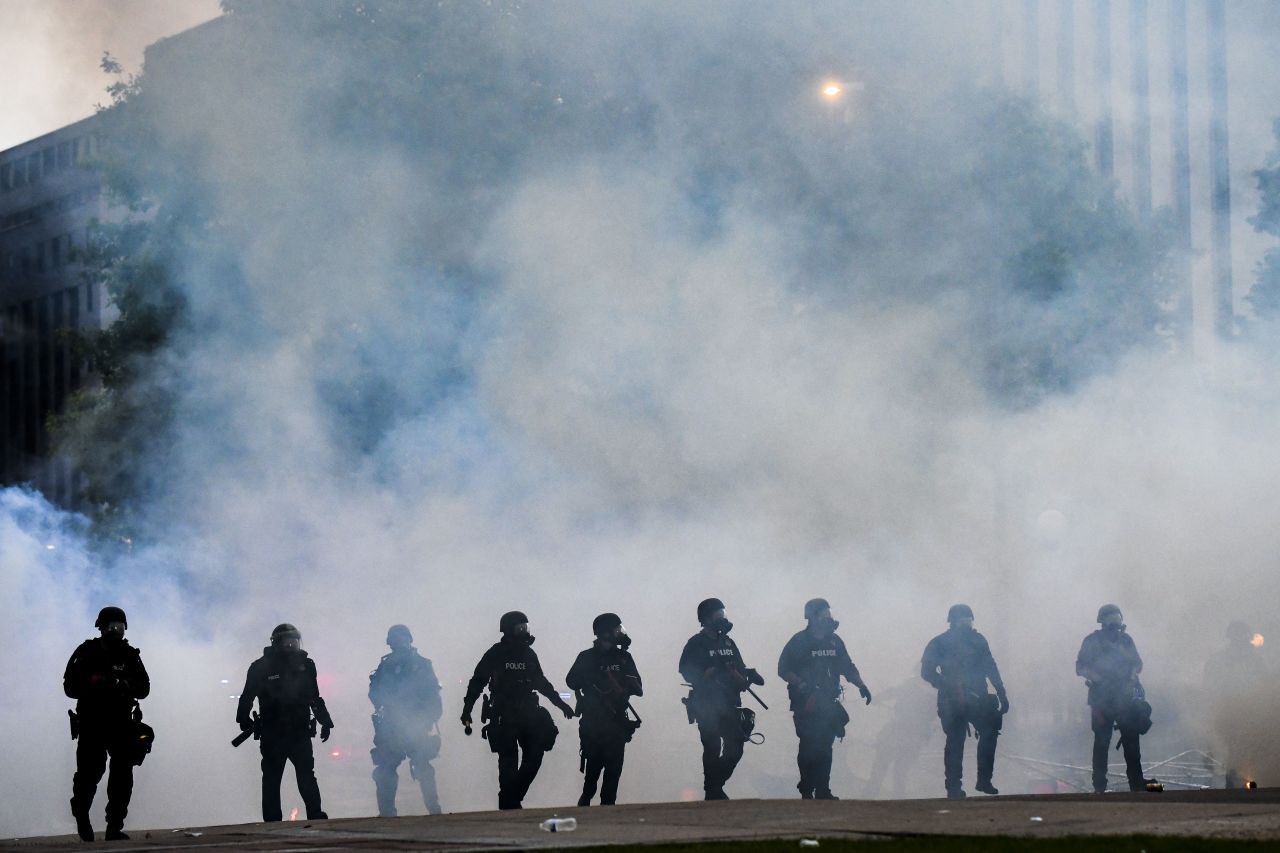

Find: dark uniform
461;611;575;810
236;624;334;822
566;613;643;806
777;598;872;799
1204;621;1270;788
64;606;150;842
920;604;1008;799
1076;604;1148;793
369;624;443;816
678;597;764;800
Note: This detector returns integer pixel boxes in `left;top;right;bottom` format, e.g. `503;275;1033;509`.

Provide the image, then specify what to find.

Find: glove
996;693;1010;715
239;720;254;733
858;684;873;705
320;725;332;742
746;668;765;687
558;701;576;719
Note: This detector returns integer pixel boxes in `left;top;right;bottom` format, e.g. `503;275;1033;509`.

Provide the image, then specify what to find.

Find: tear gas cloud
0;0;220;150
3;0;1280;835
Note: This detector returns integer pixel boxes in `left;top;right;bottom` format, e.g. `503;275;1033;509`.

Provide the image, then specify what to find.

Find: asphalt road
8;789;1280;851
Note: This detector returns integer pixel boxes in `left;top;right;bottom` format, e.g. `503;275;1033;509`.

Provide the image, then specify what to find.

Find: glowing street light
821;81;843;100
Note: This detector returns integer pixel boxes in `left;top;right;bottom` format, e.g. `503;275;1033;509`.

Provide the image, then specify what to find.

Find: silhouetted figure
460;611;575;810
64;606;150;841
236;624;334;822
567;613;643;806
679;597;765;800
921;603;1009;799
1204;620;1270;788
778;598;872;799
370;624;443;816
1077;604;1151;793
863;677;937;799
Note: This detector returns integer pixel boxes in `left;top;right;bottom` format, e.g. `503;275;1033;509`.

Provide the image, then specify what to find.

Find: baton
626;700;643;724
231;729;253;748
745;685;769;710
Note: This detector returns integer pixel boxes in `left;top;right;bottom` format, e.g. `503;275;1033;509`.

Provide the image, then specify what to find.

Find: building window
26;153;40;184
57;142;71;169
42;146;56;175
0;162;9;192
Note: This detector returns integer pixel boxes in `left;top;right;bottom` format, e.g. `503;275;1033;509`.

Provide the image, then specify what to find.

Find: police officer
460;611;575;810
369;624;444;816
778;598;872;800
1204;620;1270;788
1076;604;1151;793
236;623;335;822
678;598;765;800
63;606;150;841
920;604;1009;799
566;613;643;806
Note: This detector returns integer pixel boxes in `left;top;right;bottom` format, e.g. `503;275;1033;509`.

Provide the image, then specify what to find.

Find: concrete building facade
0;115;108;506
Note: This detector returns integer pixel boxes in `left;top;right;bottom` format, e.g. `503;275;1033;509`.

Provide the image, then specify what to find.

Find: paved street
8;790;1280;851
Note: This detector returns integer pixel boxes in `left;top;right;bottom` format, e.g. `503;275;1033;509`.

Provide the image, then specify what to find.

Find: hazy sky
0;0;220;150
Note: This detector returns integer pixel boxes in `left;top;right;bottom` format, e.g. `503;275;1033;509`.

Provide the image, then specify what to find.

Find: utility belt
69;702;155;766
480;692;558;754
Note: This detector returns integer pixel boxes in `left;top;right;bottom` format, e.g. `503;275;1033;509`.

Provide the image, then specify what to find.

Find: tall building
0;115;109;506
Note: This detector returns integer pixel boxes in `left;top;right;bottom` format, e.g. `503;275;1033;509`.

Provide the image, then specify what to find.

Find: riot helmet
386;624;413;650
500;610;534;645
1097;604;1123;629
95;605;127;640
270;623;302;650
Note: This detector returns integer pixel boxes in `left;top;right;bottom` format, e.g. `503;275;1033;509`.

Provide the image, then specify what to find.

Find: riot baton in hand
626;700;643;725
231;712;259;747
745;685;768;710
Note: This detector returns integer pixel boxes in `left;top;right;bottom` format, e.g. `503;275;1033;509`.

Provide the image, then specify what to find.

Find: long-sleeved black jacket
369;647;443;725
236;647;334;735
63;637;150;726
920;627;1006;705
778;629;864;710
1076;628;1143;707
566;644;642;720
462;637;569;715
679;630;757;710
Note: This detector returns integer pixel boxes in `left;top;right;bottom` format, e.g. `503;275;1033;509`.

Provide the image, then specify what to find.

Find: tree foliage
1248;120;1280;322
53;1;1175;526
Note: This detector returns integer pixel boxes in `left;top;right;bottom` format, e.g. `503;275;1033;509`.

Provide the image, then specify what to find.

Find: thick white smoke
3;0;1279;838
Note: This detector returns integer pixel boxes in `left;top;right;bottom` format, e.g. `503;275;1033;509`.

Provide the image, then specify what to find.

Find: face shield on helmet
271;624;303;651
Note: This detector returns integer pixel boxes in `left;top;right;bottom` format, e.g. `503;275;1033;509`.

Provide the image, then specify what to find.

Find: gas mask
617;628;632;651
507;627;535;646
711;616;734;636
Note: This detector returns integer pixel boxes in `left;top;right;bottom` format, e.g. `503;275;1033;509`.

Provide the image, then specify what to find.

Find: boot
975;780;999;795
946;789;966;800
104;824;129;841
71;800;94;843
815;790;840;800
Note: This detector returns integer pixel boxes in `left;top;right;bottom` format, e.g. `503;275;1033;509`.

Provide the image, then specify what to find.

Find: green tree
52;1;1176;529
1247;120;1280;321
